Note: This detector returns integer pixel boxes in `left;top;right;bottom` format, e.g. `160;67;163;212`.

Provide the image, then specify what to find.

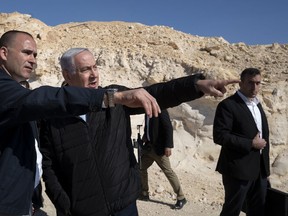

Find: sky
1;0;287;45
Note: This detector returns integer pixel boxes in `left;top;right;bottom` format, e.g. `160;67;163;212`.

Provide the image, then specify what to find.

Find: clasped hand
252;132;267;150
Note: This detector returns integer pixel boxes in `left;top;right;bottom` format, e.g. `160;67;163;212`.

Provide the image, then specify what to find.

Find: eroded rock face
1;12;288;190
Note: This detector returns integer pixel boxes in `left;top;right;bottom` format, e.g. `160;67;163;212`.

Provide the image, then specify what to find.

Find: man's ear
62;70;71;83
239;81;243;89
0;46;8;60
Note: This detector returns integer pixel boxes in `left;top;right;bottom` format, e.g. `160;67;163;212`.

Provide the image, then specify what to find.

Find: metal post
136;124;143;168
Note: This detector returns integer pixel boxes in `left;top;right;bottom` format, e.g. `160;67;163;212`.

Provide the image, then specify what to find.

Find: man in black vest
39;48;238;216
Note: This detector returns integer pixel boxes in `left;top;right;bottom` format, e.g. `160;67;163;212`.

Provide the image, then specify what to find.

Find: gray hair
60;48;88;73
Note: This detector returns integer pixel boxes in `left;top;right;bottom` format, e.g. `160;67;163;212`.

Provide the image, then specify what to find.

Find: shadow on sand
140;198;177;209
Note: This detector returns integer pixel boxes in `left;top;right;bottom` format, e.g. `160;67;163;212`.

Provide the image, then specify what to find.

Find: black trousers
220;173;267;216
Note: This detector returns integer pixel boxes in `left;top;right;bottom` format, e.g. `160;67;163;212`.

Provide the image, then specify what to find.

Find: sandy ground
35;163;245;216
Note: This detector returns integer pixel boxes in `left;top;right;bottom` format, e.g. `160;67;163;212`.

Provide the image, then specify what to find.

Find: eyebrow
77;64;97;72
22;48;37;57
249;81;261;84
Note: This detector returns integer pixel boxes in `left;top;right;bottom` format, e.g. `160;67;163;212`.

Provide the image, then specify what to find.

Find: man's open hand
114;88;161;118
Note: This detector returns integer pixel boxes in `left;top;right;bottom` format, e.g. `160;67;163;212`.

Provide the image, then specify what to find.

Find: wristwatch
194;73;206;94
105;88;118;107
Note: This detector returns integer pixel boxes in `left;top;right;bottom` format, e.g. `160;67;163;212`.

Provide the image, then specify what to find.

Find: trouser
112;201;138;216
0;205;31;216
140;146;185;200
0;214;30;216
0;215;30;216
220;173;267;216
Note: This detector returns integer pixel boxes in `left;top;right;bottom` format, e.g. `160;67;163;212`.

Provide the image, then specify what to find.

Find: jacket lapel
234;93;258;128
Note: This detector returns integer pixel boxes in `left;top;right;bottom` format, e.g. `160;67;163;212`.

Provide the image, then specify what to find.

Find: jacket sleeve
0;71;105;127
126;74;205;115
145;74;205;110
39;120;71;215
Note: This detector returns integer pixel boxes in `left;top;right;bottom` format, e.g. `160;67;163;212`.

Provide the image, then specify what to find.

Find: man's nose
90;66;98;76
29;55;37;66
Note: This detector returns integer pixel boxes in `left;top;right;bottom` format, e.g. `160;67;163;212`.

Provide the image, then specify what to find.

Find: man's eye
78;65;97;73
80;68;89;73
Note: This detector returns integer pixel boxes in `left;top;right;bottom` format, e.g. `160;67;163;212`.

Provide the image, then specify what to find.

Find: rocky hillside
1;12;288;194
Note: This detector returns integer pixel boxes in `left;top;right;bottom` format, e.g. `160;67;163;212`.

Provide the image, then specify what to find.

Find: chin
23;73;31;80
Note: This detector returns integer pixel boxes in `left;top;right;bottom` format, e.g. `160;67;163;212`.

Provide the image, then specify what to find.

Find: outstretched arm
111;75;239;117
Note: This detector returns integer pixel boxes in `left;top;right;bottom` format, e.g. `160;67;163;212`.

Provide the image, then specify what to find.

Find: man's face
239;74;261;99
65;50;99;89
1;33;37;82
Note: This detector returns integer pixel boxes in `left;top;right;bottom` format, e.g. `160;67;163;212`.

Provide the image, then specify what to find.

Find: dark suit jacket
0;69;106;215
144;109;173;156
213;92;270;181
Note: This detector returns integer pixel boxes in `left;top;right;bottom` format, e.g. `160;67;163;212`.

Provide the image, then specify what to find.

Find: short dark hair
240;68;261;81
0;30;33;47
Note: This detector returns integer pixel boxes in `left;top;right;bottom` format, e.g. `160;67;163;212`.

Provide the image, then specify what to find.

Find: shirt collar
237;90;259;105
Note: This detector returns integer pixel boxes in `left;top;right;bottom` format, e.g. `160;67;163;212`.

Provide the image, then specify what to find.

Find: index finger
223;79;240;85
